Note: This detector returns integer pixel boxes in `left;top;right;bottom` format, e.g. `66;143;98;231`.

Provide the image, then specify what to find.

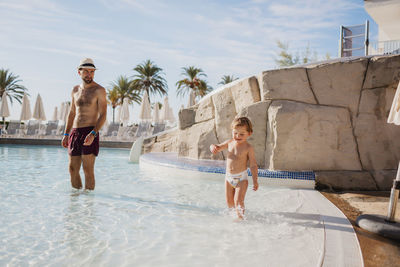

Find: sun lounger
26;120;40;136
135;122;151;137
44;120;59;136
101;122;120;140
5;120;22;136
152;123;166;135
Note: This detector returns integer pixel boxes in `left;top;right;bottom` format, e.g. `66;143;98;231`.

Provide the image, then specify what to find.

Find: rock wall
144;54;400;190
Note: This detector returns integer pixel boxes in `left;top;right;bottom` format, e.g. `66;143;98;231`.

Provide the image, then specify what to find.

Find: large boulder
237;101;271;168
259;67;316;104
363;54;400;89
212;87;238;144
178;106;197;130
178;119;223;160
354;84;400;170
230;76;261;113
143;129;179;153
371;169;398;191
195;96;215;123
265;100;362;171
315;171;377;191
307;58;368;118
212;76;261;144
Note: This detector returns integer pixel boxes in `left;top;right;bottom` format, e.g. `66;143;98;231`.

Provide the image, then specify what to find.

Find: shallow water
0;145;324;267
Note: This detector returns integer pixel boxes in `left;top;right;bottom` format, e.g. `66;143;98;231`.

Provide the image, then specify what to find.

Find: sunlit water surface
0;145;323;267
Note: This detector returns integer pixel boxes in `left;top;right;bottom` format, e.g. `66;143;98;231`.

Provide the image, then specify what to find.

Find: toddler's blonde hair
231;117;253;133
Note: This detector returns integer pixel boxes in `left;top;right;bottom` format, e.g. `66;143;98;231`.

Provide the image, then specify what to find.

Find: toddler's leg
225;180;235;209
234;180;248;219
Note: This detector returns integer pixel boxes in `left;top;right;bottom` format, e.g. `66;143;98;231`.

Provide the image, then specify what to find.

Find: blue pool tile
140;153;315;181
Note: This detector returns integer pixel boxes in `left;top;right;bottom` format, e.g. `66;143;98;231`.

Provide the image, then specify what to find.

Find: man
62;58;107;190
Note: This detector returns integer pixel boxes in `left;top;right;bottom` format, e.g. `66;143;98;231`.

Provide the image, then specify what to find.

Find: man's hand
62;136;69;148
210;144;220;154
83;133;95;146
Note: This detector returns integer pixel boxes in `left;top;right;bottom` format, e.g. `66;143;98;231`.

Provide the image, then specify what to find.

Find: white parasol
152;102;160;124
161;96;175;122
119;98;130;126
20;93;32;121
139;91;152;121
32;94;46;121
52;106;58;121
0;91;10;130
58;102;65;121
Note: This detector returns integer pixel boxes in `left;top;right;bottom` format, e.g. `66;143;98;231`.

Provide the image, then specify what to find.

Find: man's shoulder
93;83;105;92
95;84;106;95
72;85;80;92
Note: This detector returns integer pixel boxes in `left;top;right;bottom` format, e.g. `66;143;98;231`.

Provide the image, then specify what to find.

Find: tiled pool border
140;152;315;181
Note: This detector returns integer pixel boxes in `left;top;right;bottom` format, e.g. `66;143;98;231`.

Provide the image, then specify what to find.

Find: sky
0;0;377;123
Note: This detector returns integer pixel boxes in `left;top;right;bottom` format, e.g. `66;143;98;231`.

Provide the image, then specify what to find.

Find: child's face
232;126;251;143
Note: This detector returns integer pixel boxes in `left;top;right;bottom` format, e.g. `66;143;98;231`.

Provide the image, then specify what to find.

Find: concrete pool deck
140;152;364;266
322;191;400;267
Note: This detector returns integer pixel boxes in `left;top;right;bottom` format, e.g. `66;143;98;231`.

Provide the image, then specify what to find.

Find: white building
364;0;400;54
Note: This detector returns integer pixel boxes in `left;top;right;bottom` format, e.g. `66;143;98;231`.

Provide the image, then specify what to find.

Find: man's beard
83;77;93;84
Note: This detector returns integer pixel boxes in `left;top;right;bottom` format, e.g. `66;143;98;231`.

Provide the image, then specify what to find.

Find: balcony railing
368;40;400;55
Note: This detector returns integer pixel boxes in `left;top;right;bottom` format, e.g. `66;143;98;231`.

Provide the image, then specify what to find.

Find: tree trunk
112;108;115;123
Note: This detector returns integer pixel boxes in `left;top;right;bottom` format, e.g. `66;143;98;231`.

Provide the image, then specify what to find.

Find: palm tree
218;75;239;85
176;66;212;98
132;59;168;102
107;87;119;123
108;76;141;123
0;69;28;104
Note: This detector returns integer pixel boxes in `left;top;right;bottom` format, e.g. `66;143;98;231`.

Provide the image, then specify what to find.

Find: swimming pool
0;145;362;266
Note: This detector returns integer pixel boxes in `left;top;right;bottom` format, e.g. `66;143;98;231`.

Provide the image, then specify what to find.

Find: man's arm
64;97;76;135
93;87;107;133
62;90;76;148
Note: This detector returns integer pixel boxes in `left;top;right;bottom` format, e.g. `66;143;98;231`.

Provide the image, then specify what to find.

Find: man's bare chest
75;89;97;107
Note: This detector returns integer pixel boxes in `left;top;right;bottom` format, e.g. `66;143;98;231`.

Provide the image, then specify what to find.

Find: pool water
0;145;324;266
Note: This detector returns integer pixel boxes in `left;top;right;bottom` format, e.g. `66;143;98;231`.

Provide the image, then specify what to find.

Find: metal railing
368;40;400;55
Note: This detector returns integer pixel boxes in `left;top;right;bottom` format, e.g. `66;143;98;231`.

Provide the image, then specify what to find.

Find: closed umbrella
20;93;32;121
0;91;10;131
120;98;130;126
168;107;175;123
116;105;121;124
162;96;174;122
63;102;70;123
187;90;196;107
139;91;151;121
33;94;46;121
152;102;160;124
52;107;58;121
58;102;65;121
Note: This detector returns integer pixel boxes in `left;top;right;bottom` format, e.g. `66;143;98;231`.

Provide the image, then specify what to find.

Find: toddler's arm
248;146;259;191
210;139;230;154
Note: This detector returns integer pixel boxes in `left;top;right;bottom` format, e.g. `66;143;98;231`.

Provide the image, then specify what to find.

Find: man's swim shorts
68;126;99;156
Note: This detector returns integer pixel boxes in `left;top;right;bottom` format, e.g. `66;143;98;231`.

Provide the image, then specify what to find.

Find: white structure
365;0;400;42
365;0;400;54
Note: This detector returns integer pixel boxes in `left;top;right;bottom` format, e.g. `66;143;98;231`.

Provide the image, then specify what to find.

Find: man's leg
69;156;82;189
82;154;96;190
